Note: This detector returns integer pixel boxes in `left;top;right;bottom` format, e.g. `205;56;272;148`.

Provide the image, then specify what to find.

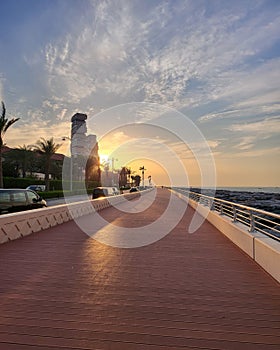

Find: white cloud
5;120;70;150
3;0;280;172
229;146;280;158
233;136;256;150
57;108;68;121
229;117;280;134
215;59;280;101
20;0;275;129
223;117;280;155
198;59;280;123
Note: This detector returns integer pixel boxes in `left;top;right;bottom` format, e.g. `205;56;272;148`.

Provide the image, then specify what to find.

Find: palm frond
1;101;6;118
3;118;20;133
34;137;61;155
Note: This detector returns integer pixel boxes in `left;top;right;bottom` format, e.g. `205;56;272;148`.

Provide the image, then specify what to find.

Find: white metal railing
173;188;280;242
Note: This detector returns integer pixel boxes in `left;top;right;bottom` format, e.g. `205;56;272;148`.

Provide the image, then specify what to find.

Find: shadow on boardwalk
0;188;279;349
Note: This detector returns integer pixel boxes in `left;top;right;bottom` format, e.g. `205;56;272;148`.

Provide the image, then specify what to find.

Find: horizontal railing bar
175;188;280;219
256;228;280;240
254;214;280;227
237;218;250;226
173;188;280;242
256;221;280;233
236;213;250;221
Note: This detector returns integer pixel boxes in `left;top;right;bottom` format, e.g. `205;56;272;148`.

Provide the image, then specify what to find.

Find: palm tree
0;101;20;188
119;167;131;188
16;144;34;178
33;137;61;191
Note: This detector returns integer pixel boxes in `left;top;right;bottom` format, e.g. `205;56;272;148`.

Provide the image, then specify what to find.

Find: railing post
249;210;255;232
220;203;223;215
232;206;237;222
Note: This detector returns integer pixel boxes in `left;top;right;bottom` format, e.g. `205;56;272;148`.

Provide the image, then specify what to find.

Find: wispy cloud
198;59;280;123
229;146;280;158
1;0;279;185
224;117;280;155
38;0;280;110
6;120;70;151
228;117;280;134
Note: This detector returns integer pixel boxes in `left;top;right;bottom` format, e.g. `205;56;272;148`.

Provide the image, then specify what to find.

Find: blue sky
0;0;279;186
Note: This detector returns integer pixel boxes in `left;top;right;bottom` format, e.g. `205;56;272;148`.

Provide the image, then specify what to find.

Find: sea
189;187;280;194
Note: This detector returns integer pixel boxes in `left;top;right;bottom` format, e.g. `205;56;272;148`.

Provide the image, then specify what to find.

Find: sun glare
100;154;109;163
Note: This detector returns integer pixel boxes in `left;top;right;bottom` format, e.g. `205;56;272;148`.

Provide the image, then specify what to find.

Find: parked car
92;187;119;199
0;189;47;214
129;187;139;193
112;187;120;195
26;185;46;192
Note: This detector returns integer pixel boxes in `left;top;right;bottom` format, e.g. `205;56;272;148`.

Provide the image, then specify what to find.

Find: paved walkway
0;188;279;349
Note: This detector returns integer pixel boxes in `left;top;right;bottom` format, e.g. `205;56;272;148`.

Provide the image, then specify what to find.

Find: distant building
70;113;100;183
71;113;88;157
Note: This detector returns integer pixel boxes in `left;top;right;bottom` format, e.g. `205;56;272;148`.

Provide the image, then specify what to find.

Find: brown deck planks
0;188;279;350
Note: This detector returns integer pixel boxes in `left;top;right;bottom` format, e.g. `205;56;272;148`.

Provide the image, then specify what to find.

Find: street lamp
62;136;73;192
111;157;118;171
139;166;146;187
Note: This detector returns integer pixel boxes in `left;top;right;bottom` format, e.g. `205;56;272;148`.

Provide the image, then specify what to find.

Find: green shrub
38;190;64;199
3;177;99;200
3;177;45;189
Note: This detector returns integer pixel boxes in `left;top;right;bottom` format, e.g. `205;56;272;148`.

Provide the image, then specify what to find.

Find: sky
0;0;279;187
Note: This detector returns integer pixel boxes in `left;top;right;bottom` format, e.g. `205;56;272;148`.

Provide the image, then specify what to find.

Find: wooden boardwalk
0;188;279;350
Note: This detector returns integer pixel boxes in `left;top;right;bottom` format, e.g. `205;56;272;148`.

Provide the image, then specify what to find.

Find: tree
33;137;61;190
15;144;34;178
0;101;20;187
131;174;141;187
2;149;20;177
119;167;131;188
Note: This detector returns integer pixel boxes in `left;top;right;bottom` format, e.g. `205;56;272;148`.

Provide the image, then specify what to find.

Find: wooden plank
0;188;279;350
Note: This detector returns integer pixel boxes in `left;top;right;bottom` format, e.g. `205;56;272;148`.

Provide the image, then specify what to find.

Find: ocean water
213;187;279;194
186;187;280;194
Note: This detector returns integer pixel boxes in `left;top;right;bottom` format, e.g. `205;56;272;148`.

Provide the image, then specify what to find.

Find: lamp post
139;166;146;187
111;157;118;171
62;136;73;192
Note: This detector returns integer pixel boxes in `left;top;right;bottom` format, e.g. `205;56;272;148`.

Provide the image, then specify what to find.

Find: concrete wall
0;192;141;245
172;190;280;283
254;234;280;283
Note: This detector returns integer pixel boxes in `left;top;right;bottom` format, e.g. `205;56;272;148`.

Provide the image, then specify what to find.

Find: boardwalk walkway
0;188;279;349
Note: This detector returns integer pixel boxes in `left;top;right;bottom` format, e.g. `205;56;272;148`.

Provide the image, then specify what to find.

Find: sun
99;154;109;163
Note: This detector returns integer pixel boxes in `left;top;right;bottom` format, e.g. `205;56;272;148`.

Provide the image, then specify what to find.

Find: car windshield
94;189;107;195
0;191;11;202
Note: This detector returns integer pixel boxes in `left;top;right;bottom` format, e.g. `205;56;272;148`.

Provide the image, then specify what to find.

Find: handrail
173;188;280;242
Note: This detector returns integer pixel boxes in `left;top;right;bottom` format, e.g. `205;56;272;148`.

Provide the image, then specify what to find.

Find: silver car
0;189;47;214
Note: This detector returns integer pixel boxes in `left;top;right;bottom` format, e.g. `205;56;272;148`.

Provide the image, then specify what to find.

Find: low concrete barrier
254;233;280;282
172;190;280;283
0;192;142;245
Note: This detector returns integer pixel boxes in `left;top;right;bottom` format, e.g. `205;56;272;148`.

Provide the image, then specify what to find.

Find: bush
3;178;99;201
3;177;45;189
38;190;64;199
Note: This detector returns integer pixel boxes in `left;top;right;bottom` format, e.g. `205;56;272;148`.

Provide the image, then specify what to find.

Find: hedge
3;177;45;189
3;177;99;191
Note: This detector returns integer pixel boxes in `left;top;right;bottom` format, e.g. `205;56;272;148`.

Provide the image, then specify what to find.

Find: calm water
182;187;280;194
213;187;279;194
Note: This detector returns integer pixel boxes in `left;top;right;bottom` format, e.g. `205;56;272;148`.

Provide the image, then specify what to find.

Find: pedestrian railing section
173;188;280;242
